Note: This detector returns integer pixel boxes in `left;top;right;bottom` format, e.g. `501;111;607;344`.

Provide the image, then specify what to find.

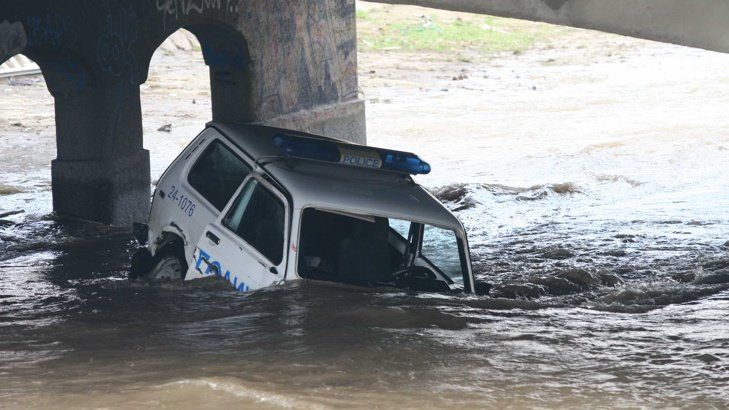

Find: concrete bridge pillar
50;82;150;225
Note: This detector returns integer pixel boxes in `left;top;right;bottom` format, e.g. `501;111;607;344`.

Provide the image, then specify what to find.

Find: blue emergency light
273;134;431;175
274;134;340;162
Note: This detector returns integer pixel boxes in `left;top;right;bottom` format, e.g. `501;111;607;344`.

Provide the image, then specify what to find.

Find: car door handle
255;260;277;274
206;231;220;245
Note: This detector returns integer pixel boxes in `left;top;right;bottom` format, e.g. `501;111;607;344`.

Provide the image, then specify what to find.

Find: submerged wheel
146;254;185;281
145;237;188;282
130;233;189;283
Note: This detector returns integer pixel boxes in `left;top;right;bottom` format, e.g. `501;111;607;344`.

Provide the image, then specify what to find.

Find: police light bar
273;134;431;175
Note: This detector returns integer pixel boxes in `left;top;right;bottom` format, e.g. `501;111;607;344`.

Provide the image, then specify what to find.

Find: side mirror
474;280;491;296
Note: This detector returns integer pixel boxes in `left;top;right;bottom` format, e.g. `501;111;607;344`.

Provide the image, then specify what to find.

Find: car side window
421;226;464;285
222;179;285;265
188;140;251;211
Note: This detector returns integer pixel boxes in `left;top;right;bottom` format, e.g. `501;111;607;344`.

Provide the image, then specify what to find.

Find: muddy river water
2;22;729;408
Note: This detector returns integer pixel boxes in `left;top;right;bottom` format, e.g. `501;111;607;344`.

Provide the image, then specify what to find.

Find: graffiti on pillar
19;15;87;95
249;0;358;122
97;8;138;84
25;14;77;48
0;20;27;62
95;8;141;149
156;0;241;30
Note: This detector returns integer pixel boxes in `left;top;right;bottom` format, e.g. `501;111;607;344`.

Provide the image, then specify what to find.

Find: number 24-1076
168;185;195;217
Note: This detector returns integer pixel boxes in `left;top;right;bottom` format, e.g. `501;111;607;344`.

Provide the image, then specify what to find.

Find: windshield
297;208;467;291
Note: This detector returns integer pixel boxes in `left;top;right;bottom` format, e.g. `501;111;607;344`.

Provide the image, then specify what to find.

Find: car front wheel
146;254;185;281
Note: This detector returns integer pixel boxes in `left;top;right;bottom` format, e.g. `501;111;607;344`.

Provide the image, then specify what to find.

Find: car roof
209;122;465;235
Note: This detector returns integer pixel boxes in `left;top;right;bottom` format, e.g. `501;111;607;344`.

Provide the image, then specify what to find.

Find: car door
176;135;253;260
186;174;289;291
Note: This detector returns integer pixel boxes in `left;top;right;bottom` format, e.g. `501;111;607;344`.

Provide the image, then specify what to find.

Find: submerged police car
130;123;488;294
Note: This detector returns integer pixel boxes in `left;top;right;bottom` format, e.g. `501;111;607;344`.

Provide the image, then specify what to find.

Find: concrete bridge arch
1;0;364;226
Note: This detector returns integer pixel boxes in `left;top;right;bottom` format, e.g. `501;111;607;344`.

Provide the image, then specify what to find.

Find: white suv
130;123;488;294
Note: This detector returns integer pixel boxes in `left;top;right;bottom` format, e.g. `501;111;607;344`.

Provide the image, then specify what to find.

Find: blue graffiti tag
25;14;77;48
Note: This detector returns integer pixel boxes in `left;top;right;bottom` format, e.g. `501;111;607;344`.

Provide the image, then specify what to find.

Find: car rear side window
223;179;285;265
188;140;251;211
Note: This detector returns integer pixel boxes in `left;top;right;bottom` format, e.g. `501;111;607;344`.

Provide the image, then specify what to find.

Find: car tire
145;238;189;282
146;253;186;281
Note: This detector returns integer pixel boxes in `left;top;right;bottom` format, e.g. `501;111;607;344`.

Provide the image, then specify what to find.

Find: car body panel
142;122;475;293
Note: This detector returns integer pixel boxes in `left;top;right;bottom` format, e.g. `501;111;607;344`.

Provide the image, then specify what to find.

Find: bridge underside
375;0;729;54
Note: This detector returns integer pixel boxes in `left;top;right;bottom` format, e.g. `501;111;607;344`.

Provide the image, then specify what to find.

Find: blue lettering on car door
195;248;250;292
